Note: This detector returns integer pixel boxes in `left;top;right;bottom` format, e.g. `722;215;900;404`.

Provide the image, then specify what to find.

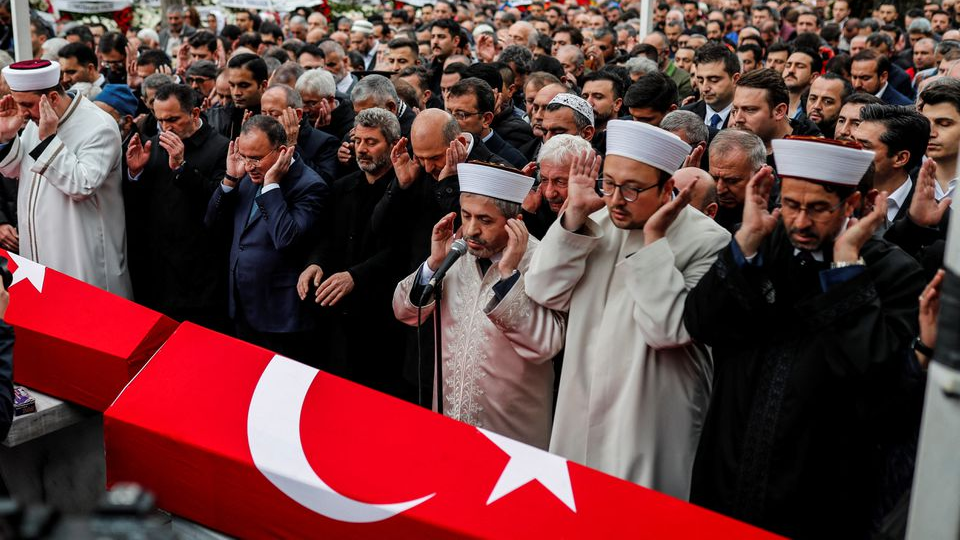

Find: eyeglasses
449;110;483;121
780;198;845;222
186;76;211;85
102;60;125;69
239;148;277;167
598;179;658;202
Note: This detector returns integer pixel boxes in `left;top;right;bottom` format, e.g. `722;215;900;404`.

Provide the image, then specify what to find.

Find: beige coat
0;94;131;298
525;206;730;499
393;238;566;449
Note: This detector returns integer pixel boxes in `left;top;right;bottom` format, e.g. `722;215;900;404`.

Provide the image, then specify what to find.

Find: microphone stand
433;280;444;416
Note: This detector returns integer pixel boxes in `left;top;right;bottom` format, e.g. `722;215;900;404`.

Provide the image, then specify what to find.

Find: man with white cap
350;20;380;71
684;137;926;538
525;120;730;499
0;59;131;298
541;92;595;143
393;162;566;449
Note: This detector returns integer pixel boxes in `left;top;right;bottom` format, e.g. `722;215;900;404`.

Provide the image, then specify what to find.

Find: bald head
673;167;718;218
411;109;465;179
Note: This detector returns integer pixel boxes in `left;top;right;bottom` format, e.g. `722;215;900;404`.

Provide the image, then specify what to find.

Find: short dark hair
29;15;53;39
228;52;268;83
397;65;430;90
553;25;584;46
98;31;127;55
859;104;931;170
387;37;419;58
821;22;842;42
818;72;855;102
624;72;678;113
789;46;824;73
241;114;287;146
529;55;565;79
236;32;262;50
448;77;496;114
736;68;789;109
64;25;94;48
767;41;790;57
430;19;464;47
582;69;627;100
154;83;198;113
58;43;97;67
137;49;172;69
188;30;218;53
852;48;891;76
920;79;960;116
865;31;894;51
221;24;242;41
463;63;503;92
297;43;325;59
442;62;469;76
693;42;741;75
843;91;884;106
737;42;763;63
260;22;284;41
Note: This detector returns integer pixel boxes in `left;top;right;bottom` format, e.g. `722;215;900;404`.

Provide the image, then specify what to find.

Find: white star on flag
479;428;577;512
8;253;45;293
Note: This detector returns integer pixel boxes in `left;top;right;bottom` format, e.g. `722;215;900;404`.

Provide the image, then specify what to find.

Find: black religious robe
683;225;925;539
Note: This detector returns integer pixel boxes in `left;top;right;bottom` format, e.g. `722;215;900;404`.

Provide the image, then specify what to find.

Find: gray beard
357;153;390;172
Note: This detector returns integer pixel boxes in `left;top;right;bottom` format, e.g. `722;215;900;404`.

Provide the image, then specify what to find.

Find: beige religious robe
525;206;730;500
0;94;132;298
393;239;565;449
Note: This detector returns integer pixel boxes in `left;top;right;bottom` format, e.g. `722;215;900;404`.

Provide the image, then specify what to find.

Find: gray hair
624;57;660;78
538;133;593;167
264;57;282;77
594;27;618;46
271;62;304;87
615;23;638;38
351;74;399;108
266;83;304;108
166;5;184;15
461;192;521;218
499;45;533;73
666;18;685;31
242;114;287;146
289;15;307;27
355;107;402;145
319;40;346;58
909;17;933;35
557;45;585;69
512;21;539;47
709;129;766;171
143;73;175;92
296;68;336;98
660;111;710;147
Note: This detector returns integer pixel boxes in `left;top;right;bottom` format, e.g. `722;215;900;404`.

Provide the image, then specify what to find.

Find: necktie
710;113;722;129
477;258;492;276
795;250;817;268
247;185;263;225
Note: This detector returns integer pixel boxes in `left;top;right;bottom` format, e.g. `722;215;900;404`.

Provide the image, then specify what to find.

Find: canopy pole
10;0;31;61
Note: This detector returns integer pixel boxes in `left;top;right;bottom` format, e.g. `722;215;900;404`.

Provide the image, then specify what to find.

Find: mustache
788;226;817;238
463;235;487;246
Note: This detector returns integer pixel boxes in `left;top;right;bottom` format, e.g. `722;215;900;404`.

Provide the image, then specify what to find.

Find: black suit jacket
483;130;528;168
681;100;730;129
296;121;339;182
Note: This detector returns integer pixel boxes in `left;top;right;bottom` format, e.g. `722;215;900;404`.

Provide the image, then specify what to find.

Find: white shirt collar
793;248;825;261
886;176;913;223
336;73;354;94
935;177;957;201
875;82;889;99
482;129;494;143
704;102;732;126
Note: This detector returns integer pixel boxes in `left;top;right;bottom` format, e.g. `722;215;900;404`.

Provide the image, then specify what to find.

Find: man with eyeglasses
184;61;218;101
445;77;526;168
525;120;730;499
205;114;329;366
684;136;926;538
125;83;230;330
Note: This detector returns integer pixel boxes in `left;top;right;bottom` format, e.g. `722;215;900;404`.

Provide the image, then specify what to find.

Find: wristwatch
831;257;866;269
913;336;935;358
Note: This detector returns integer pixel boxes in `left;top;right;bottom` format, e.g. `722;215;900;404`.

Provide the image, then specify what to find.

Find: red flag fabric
0;250;177;411
105;323;780;539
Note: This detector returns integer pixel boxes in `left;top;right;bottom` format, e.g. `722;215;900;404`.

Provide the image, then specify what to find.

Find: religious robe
683;226;925;538
0;94;131;298
393;238;566;449
525;206;730;500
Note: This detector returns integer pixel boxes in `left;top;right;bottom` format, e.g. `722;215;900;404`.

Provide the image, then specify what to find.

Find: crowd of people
0;0;953;536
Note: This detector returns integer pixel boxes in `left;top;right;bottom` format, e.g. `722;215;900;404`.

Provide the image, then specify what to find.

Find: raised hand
337;140;354;164
733;165;780;257
682;142;706;169
909;158;952;227
37;95;59;140
225;139;245;183
280;107;300;146
126;133;153;177
242;109;253;126
438;137;468;181
498;218;529;279
126;42;142;88
561;149;604;231
917;268;945;369
297;264;323;301
391;137;421;189
315;271;355;306
158;131;185;170
176;44;191;76
0;96;23;143
264;145;293;185
643;180;694;245
215;38;227;69
477;33;497;63
834;191;887;263
314;99;333;128
427;212;458;270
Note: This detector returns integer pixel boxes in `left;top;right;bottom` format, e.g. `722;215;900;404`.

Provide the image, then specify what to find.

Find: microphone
421;238;468;299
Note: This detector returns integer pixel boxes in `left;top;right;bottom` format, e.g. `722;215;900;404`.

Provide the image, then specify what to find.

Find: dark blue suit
483;130;528;169
879;84;914;106
296;121;339;183
205;157;329;343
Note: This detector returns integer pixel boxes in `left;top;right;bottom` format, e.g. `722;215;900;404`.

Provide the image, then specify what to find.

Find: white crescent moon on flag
247;355;435;523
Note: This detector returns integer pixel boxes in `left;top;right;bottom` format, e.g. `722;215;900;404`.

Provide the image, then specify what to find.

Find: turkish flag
105;323;780;538
0;250;178;411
